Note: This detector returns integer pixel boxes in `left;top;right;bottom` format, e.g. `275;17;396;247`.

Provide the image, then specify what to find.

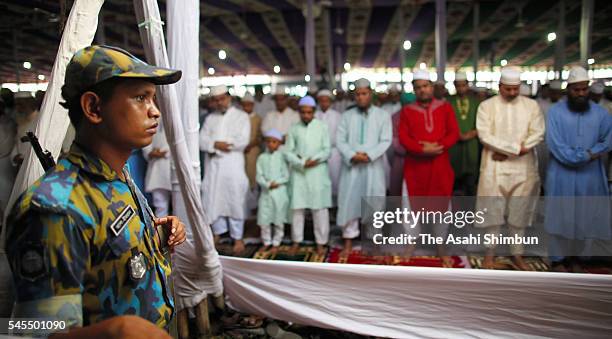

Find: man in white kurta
476;67;545;270
200;85;250;254
315;89;342;199
285;96;333;256
142;121;172;217
337;78;392;254
261;86;300;139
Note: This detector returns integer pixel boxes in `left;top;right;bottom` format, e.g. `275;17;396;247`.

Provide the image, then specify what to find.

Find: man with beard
200;85;250;254
545;66;612;272
475;67;545;270
261;86;300;140
336;78;392;255
399;69;459;267
449;72;480;196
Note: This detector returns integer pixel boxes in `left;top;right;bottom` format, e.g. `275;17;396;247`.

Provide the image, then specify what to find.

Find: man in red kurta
398;70;460;267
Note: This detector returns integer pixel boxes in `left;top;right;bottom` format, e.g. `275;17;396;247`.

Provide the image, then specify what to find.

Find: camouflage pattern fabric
6;143;174;329
61;45;181;104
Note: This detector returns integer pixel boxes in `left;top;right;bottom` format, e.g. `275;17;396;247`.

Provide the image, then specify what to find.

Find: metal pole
554;0;565;77
399;5;406;91
472;1;480;77
325;7;336;89
579;0;594;68
435;0;447;82
305;0;316;88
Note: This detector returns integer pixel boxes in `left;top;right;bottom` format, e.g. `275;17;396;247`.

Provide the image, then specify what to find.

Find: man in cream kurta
337;78;392;254
476;67;545;270
285;96;332;256
315;89;342;199
261;86;300;139
200;85;250;254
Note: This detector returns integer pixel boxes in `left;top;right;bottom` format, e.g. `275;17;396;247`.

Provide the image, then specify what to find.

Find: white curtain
0;0;104;317
1;0;105;249
221;256;612;338
133;0;223;307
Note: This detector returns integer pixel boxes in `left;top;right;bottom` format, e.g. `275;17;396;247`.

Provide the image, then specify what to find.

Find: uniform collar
67;143;124;181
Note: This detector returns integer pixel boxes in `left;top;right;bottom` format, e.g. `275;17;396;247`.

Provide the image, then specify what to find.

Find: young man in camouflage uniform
6;45;187;337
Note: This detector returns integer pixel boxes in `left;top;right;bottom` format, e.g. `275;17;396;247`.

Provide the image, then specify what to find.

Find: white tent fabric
0;0;104;317
1;0;104;249
133;0;223;305
221;256;612;338
166;0;222;309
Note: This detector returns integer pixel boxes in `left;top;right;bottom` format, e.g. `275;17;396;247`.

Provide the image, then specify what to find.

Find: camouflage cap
61;45;181;103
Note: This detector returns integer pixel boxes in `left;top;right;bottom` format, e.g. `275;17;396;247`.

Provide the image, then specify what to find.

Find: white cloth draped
2;0;103;246
134;0;223;309
221;256;612;338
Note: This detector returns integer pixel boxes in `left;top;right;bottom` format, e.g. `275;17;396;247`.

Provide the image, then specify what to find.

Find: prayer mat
468;255;550;271
215;242;260;258
252;245;327;263
326;248;466;268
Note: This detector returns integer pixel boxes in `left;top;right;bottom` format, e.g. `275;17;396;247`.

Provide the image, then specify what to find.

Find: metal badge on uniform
110;205;135;236
18;243;49;282
127;248;147;282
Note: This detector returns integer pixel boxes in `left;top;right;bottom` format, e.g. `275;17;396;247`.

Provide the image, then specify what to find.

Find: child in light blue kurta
285;96;333;256
256;129;290;252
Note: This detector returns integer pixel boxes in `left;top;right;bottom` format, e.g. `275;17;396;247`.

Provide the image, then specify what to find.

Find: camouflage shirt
6;144;173;329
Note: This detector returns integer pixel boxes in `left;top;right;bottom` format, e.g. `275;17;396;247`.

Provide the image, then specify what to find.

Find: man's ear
80;91;103;124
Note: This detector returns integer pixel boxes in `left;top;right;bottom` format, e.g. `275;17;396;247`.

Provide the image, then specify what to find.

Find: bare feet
340;239;352;257
512;255;532;271
270;246;279;255
440;255;454;268
232;239;245;255
214;234;220;245
482;254;496;269
289;243;299;256
316;244;327;256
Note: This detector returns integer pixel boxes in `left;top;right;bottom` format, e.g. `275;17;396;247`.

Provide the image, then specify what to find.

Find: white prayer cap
549;80;562;90
14;91;34;99
298;95;316;107
499;66;521;86
354;78;371;89
519;84;531;96
210;85;228;96
454;71;468;82
317;89;333;98
412;69;430;81
567;66;589;84
590;82;604;94
241;92;255;102
273;86;288;96
263;128;283;141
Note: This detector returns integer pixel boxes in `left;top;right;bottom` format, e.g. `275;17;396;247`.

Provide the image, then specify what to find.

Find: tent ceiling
1;0;611;83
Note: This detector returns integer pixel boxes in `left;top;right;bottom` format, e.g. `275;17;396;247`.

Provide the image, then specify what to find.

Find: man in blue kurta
336;78;392;255
545;66;612;272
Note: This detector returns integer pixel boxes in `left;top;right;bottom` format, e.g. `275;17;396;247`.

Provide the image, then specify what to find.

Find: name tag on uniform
110;205;135;236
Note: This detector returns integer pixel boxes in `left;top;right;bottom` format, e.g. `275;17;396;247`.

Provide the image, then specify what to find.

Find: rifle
20;131;56;171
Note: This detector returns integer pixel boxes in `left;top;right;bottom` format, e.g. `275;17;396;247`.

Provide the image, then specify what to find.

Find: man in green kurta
285;96;332;256
448;72;480;195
